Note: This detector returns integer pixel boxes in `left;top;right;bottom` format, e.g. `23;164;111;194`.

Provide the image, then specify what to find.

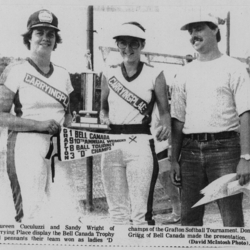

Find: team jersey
104;62;162;124
0;58;73;124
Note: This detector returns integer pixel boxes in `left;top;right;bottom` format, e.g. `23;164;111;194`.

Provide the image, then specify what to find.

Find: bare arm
170;118;184;187
154;71;171;141
0;85;60;134
99;74;110;125
237;111;250;185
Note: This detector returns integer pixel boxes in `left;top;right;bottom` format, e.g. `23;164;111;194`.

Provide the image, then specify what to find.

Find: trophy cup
70;70;109;130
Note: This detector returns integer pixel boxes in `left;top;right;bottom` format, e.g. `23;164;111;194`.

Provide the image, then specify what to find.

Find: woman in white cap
0;9;73;222
100;22;171;225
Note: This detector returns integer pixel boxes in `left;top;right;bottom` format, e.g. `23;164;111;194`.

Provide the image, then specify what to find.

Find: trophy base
71;110;110;131
69;122;110;131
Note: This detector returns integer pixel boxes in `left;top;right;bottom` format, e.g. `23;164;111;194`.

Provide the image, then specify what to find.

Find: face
30;27;56;56
188;22;218;53
116;36;145;63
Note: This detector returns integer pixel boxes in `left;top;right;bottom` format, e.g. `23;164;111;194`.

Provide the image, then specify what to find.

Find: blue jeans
180;135;244;227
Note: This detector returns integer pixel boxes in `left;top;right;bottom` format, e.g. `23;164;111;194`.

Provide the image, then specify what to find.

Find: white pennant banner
58;127;152;161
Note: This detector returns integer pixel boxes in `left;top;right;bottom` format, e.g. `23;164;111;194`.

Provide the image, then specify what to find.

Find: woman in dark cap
0;9;73;222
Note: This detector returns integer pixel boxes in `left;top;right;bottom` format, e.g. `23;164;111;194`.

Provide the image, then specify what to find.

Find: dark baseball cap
27;9;60;31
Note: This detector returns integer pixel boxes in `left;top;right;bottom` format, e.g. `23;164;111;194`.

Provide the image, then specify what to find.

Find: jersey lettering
24;73;69;110
108;76;148;114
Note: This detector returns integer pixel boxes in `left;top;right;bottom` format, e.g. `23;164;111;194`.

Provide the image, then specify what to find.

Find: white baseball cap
180;13;218;30
113;23;146;40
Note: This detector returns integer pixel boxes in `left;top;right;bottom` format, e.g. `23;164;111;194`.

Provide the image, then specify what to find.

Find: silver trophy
71;71;109;130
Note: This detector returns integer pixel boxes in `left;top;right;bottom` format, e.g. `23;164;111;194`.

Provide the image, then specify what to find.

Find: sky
0;0;250;81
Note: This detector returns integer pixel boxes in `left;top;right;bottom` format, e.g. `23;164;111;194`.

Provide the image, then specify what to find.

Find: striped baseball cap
27;9;60;31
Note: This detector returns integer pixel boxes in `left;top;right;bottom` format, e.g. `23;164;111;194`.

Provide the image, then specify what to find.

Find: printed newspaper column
1;221;250;247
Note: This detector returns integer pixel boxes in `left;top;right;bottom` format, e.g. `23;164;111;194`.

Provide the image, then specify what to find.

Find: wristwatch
240;154;250;160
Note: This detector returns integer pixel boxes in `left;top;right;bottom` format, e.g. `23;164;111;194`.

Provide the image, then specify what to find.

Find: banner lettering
58;127;152;161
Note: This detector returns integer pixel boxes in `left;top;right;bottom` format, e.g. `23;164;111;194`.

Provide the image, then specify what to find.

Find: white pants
101;137;159;225
7;132;52;222
7;132;79;223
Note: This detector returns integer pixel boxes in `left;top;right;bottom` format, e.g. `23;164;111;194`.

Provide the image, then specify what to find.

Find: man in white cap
170;13;250;226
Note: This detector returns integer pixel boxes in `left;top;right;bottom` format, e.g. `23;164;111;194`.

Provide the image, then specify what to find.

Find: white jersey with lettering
104;62;162;124
2;58;73;124
1;58;74;223
102;62;162;225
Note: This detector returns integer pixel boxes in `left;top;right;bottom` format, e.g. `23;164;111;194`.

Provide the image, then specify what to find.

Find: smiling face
116;36;145;64
30;27;56;57
188;22;218;53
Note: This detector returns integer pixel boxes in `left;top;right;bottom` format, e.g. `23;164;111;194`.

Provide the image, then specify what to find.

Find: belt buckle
198;133;208;142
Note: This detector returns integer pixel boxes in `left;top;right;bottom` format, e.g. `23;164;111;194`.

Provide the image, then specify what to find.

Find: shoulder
0;60;27;85
222;54;239;64
4;59;27;72
221;55;246;69
142;62;164;80
182;59;197;71
52;63;71;77
173;64;189;81
142;62;157;73
219;55;249;78
52;63;69;72
143;61;154;68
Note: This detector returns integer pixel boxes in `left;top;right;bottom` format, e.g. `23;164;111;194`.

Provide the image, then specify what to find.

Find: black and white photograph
0;0;250;249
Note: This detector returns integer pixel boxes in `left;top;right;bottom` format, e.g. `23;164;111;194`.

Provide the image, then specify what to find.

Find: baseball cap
180;12;218;30
113;23;146;40
27;9;60;31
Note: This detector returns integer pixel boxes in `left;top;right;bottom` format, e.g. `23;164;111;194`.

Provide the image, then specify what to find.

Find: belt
109;124;151;135
8;130;50;135
184;131;238;142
